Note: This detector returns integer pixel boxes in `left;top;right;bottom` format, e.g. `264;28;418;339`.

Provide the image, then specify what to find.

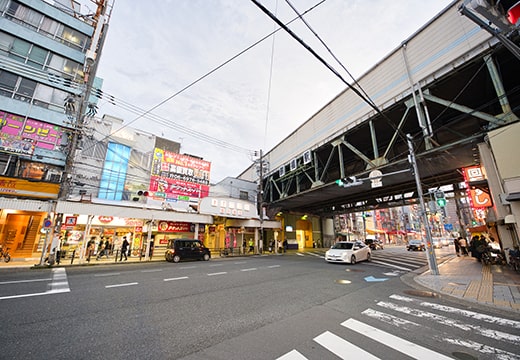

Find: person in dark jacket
120;236;129;261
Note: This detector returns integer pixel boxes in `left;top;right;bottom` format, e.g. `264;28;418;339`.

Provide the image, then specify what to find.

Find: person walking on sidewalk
454;237;461;256
120;236;129;261
459;237;468;256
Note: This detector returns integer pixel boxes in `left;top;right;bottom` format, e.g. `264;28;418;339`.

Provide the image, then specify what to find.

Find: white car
325;241;371;264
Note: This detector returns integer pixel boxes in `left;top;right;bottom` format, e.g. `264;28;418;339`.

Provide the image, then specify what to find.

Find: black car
407;240;426;251
365;239;384;250
165;239;211;263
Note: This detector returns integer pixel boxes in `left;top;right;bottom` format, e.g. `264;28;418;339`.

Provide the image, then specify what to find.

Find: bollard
70;250;75;264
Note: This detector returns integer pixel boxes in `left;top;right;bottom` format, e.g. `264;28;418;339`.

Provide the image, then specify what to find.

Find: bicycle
507;248;520;272
0;246;11;263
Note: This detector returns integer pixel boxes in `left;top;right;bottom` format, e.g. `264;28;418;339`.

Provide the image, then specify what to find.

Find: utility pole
407;134;439;275
258;149;264;255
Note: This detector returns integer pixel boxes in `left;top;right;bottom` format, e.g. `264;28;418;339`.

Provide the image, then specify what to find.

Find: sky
83;0;455;183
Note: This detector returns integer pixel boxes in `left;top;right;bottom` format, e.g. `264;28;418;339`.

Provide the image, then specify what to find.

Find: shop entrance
2;213;42;257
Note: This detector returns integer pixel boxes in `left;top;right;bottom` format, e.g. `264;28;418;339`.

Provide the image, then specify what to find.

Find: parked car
325;241;371;264
165;239;211;263
365;239;384;250
407;240;426;251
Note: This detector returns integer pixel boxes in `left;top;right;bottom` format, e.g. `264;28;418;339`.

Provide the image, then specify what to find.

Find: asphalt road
0;248;518;360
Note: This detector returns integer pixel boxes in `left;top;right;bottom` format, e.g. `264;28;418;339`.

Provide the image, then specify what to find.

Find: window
98;142;130;200
14;78;36;102
27;45;48;69
239;190;248;200
0;71;17;96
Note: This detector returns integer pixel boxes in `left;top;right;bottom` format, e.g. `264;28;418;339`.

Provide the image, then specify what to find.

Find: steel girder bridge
261;42;520;218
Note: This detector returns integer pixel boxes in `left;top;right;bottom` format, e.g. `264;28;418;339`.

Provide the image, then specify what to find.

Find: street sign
43;219;52;228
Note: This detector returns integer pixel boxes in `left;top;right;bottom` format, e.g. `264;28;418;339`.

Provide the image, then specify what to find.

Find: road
0;246;518;360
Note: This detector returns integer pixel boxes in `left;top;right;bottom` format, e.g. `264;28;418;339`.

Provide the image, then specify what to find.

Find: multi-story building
0;0;107;258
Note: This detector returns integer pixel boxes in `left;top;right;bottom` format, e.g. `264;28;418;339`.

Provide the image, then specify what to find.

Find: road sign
43;219;52;228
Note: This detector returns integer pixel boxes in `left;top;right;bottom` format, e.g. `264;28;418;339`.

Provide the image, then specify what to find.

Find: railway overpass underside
259;3;520;218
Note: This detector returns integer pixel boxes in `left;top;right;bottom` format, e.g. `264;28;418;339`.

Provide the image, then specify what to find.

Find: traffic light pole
407;134;439;275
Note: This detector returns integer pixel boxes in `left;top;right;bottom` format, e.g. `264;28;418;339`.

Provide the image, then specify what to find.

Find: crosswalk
277;294;520;360
298;248;434;272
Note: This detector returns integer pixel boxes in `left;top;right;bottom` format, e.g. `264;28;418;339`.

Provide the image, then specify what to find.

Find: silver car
325;241;371;264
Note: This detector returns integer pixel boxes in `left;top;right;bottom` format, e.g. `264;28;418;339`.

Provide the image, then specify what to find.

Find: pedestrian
248;238;254;253
458;237;468;256
120;236;129;261
453;237;460;256
104;239;110;258
96;237;106;260
86;237;96;262
269;239;274;253
283;238;288;253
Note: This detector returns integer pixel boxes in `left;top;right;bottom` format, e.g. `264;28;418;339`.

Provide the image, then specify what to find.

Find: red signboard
150;148;210;200
157;221;192;233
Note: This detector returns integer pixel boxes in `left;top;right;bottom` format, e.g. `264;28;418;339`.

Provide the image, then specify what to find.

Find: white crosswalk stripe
277;294;520;360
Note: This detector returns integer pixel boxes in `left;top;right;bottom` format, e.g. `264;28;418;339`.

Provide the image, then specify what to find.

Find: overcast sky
87;0;454;183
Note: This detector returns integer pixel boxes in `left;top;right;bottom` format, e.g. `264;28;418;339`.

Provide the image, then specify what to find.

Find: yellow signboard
0;176;60;199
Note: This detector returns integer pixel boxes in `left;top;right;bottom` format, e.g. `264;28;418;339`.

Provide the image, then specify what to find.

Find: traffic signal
465;0;520;31
434;191;447;208
335;176;361;187
506;1;520;24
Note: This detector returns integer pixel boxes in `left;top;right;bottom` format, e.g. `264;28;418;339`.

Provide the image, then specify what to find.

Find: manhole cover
452;351;478;360
345;268;364;272
335;279;352;284
403;289;439;298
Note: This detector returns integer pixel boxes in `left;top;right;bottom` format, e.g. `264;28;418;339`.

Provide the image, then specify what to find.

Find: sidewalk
413;255;520;314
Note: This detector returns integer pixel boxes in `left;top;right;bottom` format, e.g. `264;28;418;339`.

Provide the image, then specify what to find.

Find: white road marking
179;266;197;269
276;349;308;360
94;272;121;277
0;277;52;284
362;308;420;327
233;261;247;264
443;338;520;360
141;269;163;273
389;294;520;329
207;272;227;276
377;301;520;345
105;282;138;288
314;331;380;359
164;276;188;282
342;318;452;360
296;253;305;257
240;268;257;272
267;265;281;268
0;268;70;300
369;261;414;271
209;263;223;267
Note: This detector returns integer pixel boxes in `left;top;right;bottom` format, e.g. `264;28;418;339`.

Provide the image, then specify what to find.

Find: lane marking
179;266;197;269
209;263;223;267
164;276;188;282
105;282;138;288
207;272;227;276
267;265;281;268
240;268;257;272
94;272;121;277
342;319;452;360
0;268;70;300
234;261;247;264
0;277;52;285
141;269;163;273
314;331;380;359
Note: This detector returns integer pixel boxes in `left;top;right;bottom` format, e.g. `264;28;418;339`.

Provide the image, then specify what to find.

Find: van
165;239;211;263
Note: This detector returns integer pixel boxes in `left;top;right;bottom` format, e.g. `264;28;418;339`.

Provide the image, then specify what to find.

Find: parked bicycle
0;245;11;263
507;247;520;272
